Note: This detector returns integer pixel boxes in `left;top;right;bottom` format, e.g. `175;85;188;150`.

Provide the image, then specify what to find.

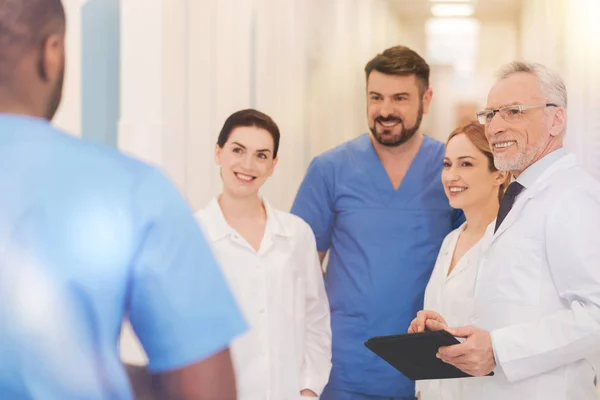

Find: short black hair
364;45;430;95
217;109;281;158
0;0;66;84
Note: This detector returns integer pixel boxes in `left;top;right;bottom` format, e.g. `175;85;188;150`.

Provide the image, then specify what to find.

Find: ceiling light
431;4;474;17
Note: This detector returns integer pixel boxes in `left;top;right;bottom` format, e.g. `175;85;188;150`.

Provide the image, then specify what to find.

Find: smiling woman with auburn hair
410;121;509;400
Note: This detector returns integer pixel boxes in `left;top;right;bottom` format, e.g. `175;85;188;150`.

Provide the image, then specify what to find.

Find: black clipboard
364;330;494;381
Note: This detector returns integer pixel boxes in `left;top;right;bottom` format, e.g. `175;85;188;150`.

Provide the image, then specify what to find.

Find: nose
237;152;253;171
443;166;460;184
486;111;507;138
379;98;393;118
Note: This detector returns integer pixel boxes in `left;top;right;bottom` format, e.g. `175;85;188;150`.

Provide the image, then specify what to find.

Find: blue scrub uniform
291;133;463;399
0;115;246;399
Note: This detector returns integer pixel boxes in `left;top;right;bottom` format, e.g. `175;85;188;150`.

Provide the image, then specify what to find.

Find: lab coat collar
200;198;234;241
516;148;567;189
440;223;464;279
446;223;488;281
201;196;293;242
491;154;578;241
263;198;294;238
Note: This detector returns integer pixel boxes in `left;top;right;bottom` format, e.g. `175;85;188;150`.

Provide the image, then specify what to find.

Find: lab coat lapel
447;244;479;282
491;191;534;240
440;224;463;280
258;199;293;256
490;155;577;244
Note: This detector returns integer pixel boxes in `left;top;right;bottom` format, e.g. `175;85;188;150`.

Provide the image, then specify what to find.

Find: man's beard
493;141;540;172
369;101;424;147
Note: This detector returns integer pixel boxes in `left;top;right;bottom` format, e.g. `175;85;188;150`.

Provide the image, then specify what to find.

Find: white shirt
463;152;600;400
416;222;489;400
196;198;332;400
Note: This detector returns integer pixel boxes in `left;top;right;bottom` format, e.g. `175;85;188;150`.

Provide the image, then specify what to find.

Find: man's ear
39;33;64;83
549;106;566;137
422;87;433;115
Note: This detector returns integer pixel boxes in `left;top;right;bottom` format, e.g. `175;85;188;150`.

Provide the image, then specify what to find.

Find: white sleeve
299;223;332;395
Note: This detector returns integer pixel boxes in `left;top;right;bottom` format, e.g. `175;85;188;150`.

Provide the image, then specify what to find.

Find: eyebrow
231;141;272;153
484;101;520;110
368;91;411;97
444;156;476;160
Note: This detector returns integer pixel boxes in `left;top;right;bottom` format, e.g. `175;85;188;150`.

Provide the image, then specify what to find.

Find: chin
228;186;260;199
447;196;472;211
493;156;522;172
448;199;462;210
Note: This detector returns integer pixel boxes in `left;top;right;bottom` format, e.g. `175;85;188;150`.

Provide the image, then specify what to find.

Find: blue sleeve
291;157;335;253
127;169;246;373
451;208;465;229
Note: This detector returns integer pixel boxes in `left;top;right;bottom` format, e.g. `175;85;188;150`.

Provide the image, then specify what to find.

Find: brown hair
364;45;430;95
217;109;281;158
446;121;510;202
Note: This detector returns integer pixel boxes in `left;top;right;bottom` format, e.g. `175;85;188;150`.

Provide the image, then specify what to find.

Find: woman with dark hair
409;121;510;400
196;109;331;400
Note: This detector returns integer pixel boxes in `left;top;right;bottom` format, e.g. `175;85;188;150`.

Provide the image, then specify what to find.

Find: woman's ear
267;157;279;177
495;170;510;187
215;144;222;165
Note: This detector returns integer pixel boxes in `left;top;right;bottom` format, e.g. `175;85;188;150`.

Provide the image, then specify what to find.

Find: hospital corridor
1;0;600;399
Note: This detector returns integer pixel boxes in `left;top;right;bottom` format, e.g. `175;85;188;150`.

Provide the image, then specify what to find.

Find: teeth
380;120;398;127
449;187;466;193
235;173;254;181
494;141;516;148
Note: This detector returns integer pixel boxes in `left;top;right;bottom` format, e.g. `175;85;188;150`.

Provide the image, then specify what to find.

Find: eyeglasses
476;103;558;125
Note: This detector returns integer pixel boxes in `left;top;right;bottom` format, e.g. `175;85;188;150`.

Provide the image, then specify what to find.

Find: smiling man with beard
291;45;464;400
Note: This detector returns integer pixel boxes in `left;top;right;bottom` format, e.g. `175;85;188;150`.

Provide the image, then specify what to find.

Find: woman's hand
300;389;318;397
408;310;448;333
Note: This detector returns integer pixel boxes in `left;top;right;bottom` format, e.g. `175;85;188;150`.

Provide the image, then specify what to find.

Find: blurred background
55;0;600;367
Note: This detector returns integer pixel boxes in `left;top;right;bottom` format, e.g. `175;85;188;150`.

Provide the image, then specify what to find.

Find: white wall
303;0;404;166
118;0;406;212
118;0;406;365
519;0;600;181
407;14;519;143
475;16;520;108
53;0;82;137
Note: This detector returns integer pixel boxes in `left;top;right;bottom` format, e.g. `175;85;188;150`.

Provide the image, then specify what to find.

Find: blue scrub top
0;115;246;399
291;133;463;397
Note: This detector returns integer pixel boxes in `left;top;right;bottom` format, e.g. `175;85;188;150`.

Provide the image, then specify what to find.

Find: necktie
494;181;525;233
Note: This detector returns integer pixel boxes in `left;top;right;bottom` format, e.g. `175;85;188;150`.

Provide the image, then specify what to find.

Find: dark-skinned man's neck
0;88;45;119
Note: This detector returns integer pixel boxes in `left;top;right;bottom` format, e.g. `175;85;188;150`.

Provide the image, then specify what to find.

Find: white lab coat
196;198;332;400
463;154;600;400
417;222;489;400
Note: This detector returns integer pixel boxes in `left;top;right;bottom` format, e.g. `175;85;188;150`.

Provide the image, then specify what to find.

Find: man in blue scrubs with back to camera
291;45;464;400
0;0;245;399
